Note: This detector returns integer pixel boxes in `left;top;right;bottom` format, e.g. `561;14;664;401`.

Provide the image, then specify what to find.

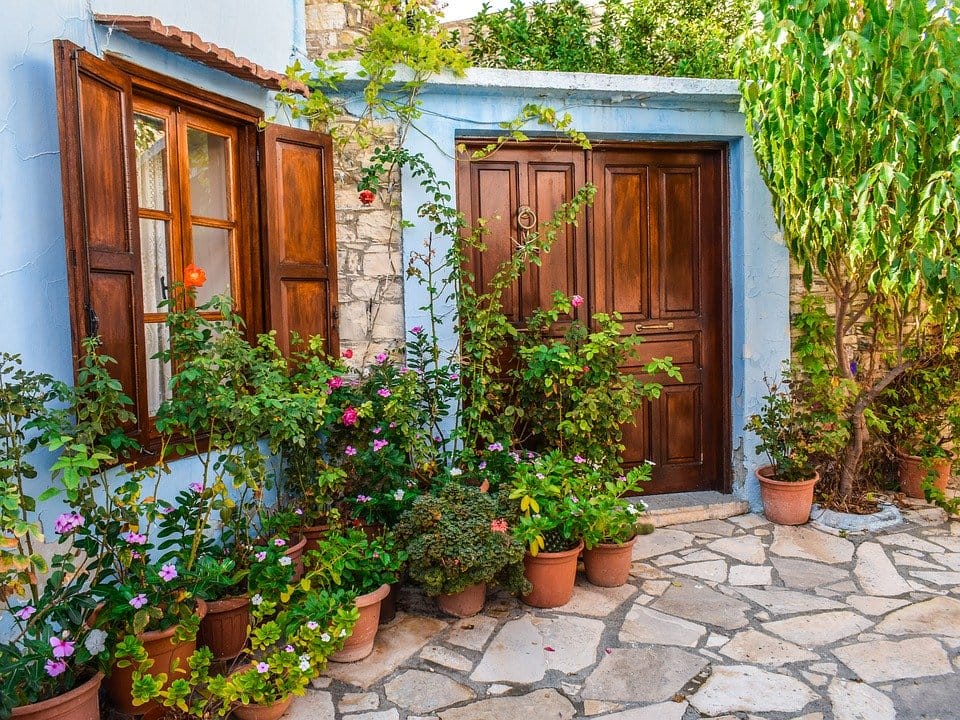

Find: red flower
571;294;584;308
342;348;354;359
342;407;358;426
359;189;376;206
183;264;206;289
490;518;508;533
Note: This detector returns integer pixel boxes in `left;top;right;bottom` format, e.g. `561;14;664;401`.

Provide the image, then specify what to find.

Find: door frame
457;138;734;494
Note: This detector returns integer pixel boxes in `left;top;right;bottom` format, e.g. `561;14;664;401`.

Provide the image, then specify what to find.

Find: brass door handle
635;321;675;331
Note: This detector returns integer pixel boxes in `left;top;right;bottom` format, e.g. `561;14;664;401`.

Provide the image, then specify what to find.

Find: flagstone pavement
290;505;960;720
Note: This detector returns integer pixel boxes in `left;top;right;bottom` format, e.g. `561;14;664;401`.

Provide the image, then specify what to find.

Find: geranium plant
396;483;529;596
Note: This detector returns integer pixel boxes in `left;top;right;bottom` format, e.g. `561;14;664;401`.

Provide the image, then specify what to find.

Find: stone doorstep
640;491;750;528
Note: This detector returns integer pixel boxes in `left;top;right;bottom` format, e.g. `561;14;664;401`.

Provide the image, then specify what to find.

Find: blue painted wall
0;1;302;532
385;71;789;509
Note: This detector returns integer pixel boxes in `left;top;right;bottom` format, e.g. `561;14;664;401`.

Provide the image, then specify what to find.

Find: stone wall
305;1;407;363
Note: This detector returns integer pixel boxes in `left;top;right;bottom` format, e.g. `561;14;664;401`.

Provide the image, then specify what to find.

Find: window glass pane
144;322;172;417
187;128;229;220
134;113;168;211
191;225;231;305
140;218;170;314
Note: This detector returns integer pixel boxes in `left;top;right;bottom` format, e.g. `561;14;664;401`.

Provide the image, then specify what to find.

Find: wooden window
54;40;339;449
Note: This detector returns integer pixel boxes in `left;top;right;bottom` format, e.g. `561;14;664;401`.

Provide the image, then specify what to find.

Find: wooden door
592;146;726;493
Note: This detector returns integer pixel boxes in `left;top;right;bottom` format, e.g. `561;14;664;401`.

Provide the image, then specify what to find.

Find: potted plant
746;367;848;524
506;451;586;608
396;481;529;617
578;467;655;587
306;527;406;661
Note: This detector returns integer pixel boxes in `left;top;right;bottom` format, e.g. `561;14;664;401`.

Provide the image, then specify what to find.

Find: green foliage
396;483;529;596
738;0;960;494
305;527;406;596
468;0;749;78
576;470;653;548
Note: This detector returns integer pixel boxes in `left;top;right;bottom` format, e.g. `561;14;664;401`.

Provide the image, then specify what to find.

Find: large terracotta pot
437;582;486;618
199;595;250;661
232;696;293;720
583;536;638;588
283;535;307;581
298;523;329;553
756;466;818;525
896;451;951;499
522;541;584;608
106;600;207;716
329;583;390;663
10;672;103;720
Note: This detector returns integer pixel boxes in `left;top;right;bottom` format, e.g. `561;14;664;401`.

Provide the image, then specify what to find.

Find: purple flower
256;662;270;674
850;360;858;377
130;594;148;609
449;373;459;381
160;505;174;514
285;644;295;652
373;439;388;452
255;551;267;562
189;481;204;494
273;538;286;547
375;352;388;364
372;426;381;435
573;455;586;464
345;445;357;456
377;387;391;398
45;659;68;677
487;442;503;452
294;508;303;516
159;563;178;582
123;531;147;545
14;605;35;621
356;494;371;503
50;637;75;659
306;620;319;630
54;512;84;534
411;325;424;335
478;461;487;470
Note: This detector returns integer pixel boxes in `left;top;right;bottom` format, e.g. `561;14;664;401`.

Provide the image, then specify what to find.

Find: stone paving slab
290;509;959;720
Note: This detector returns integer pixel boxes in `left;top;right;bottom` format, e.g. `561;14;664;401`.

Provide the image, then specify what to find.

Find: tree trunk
839;408;867;498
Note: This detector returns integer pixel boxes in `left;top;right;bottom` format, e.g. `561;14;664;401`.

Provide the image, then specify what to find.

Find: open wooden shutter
261;124;339;356
54;40;147;432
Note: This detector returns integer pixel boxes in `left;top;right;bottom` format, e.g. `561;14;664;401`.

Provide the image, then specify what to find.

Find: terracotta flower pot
379;579;403;625
106;600;207;716
896;451;951;499
756;466;818;525
284;535;307;581
583;536;638;588
522;541;584;608
232;696;293;720
10;671;103;720
298;523;329;553
329;583;390;662
437;582;486;618
199;595;251;661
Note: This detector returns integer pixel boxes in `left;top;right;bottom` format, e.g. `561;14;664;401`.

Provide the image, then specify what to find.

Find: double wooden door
457;142;728;494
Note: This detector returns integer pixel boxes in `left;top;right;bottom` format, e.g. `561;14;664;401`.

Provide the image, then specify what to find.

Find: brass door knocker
517;205;538;230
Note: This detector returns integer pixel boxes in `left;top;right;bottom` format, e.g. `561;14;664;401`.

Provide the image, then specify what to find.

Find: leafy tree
738;0;960;497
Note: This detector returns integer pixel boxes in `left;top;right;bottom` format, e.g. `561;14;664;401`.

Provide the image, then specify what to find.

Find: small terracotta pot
379;579;403;625
756;466;818;525
583;536;638;588
10;671;103;720
437;582;486;618
329;583;390;662
232;695;293;720
298;523;329;553
522;541;584;608
199;595;251;661
896;451;951;499
283;535;307;581
106;600;207;716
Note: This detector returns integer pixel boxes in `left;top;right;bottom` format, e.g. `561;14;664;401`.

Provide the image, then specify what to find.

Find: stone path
289;504;960;720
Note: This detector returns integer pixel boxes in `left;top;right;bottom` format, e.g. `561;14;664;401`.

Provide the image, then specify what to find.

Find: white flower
278;556;292;567
626;504;639;515
339;629;347;637
449;467;463;477
636;499;648;511
320;632;331;642
645;460;656;466
299;659;311;672
251;594;263;606
84;629;108;655
393;488;404;501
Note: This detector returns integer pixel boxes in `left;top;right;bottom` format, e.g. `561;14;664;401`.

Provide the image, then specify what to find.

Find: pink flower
375;352;388;364
358;189;376;206
571;294;584;308
294;508;304;516
377;388;391;398
327;376;344;389
285;644;295;652
255;551;267;562
356;494;371;503
342;348;353;359
342;407;358;426
256;661;270;673
50;637;76;658
189;481;204;493
411;325;424;335
130;594;148;609
372;426;381;435
54;512;84;534
389;422;396;428
487;442;503;452
373;439;388;452
306;621;319;630
449;373;459;381
14;605;35;621
345;445;357;456
159;564;178;582
273;538;286;547
478;461;487;470
490;519;508;533
573;455;586;464
44;659;68;677
123;531;147;545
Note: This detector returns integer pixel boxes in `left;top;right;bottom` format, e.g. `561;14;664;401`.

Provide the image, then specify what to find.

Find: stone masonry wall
305;1;407;364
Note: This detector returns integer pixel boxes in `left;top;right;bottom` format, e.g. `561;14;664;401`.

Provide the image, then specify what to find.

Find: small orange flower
183;264;206;289
490;518;508;533
358;189;376;206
